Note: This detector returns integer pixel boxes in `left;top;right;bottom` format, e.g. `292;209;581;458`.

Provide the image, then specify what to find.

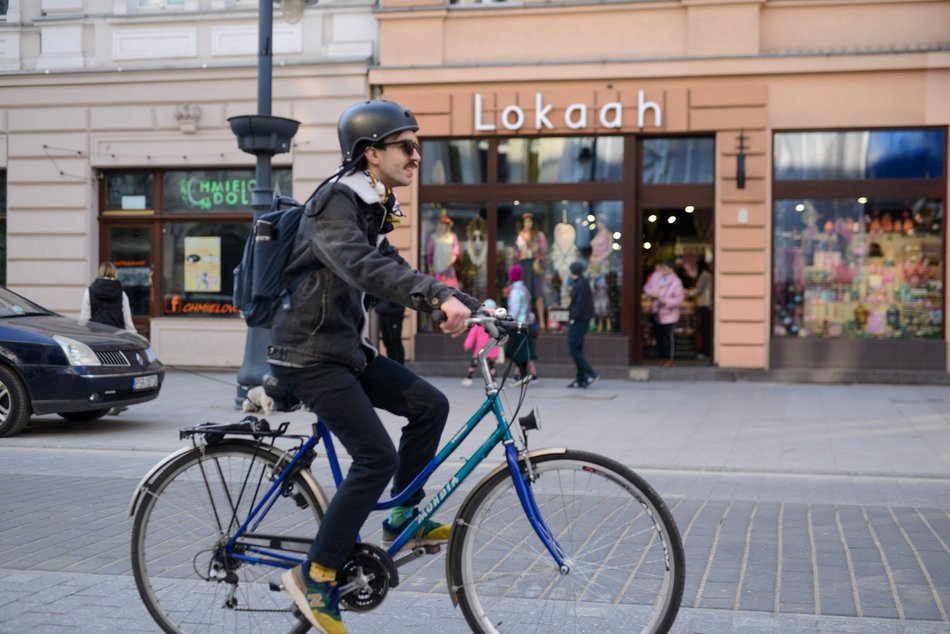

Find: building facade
371;0;950;374
0;0;376;366
0;0;948;375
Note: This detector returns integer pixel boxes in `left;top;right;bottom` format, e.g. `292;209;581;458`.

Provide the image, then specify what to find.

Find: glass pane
497;200;623;333
162;222;251;316
418;203;489;333
163;168;292;212
108;227;152;316
421;140;488;184
642;137;715;184
774;129;946;181
773;198;944;339
106;173;154;211
498;136;623;183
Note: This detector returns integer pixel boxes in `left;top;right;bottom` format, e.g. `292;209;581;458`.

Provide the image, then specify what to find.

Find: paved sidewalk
0;370;947;633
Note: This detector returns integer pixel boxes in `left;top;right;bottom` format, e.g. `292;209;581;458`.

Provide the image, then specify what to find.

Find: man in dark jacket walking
566;260;598;388
269;99;480;634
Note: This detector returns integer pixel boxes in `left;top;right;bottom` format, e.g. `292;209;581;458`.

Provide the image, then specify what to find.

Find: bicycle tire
131;440;326;634
447;449;685;634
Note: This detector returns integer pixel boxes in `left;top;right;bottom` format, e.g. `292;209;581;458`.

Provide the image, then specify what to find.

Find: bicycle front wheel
131;441;326;634
447;449;685;634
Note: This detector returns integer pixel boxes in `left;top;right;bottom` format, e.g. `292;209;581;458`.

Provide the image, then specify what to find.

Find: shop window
0;0;8;15
106;173;154;211
642;137;714;185
421;140;488;185
498;136;622;183
163;169;292;212
497;200;623;333
772;128;946;342
773;198;944;339
101;168;292;319
775;129;946;181
161;222;250;317
418;203;489;333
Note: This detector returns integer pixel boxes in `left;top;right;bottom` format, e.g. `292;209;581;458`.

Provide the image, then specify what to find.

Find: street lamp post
228;0;301;405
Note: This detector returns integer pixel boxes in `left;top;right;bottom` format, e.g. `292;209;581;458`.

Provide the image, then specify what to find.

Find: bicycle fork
503;442;572;574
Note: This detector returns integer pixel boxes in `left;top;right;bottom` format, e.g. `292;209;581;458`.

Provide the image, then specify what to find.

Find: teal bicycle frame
225;314;567;573
317;388;568;569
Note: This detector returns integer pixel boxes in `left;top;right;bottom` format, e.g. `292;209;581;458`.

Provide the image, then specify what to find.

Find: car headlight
53;335;101;367
144;346;158;363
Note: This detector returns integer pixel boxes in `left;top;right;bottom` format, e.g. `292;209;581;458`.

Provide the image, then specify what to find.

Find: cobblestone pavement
0;372;948;632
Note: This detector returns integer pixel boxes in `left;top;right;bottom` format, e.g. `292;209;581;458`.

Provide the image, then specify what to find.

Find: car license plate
133;374;159;391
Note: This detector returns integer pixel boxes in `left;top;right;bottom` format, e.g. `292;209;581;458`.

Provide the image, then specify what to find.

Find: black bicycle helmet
338;99;419;163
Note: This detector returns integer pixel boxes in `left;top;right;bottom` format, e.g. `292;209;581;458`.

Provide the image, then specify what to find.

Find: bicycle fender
128;445;197;517
444;447;567;607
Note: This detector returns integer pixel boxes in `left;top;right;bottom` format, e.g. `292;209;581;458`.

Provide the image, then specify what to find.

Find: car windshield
0;286;54;318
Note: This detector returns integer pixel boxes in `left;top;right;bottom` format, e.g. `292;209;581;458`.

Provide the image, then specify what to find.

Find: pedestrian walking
566;261;598;388
504;263;538;384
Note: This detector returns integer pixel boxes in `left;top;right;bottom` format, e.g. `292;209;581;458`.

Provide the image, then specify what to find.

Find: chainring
338;543;399;612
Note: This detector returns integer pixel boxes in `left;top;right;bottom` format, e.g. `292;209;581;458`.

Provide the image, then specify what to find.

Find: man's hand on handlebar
438;296;472;336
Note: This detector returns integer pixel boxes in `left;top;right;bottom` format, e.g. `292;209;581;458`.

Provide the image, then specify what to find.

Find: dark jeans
697;306;712;357
658;322;675;361
567;318;596;382
378;314;405;364
269;355;448;570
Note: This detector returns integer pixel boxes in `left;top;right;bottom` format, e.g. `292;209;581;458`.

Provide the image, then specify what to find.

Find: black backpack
233;194;321;328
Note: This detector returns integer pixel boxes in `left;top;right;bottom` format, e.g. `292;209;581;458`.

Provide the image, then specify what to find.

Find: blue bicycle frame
225;387;568;571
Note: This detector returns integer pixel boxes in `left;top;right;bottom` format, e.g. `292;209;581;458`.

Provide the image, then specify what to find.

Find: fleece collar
338;171;387;205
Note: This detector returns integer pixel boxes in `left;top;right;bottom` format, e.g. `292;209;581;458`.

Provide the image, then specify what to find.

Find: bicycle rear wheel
131;441;326;634
447;449;685;634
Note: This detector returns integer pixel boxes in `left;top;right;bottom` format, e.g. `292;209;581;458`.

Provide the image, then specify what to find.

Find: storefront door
104;225;154;339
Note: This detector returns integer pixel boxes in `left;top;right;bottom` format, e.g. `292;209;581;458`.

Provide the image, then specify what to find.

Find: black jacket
268;172;479;369
569;276;595;322
89;278;125;328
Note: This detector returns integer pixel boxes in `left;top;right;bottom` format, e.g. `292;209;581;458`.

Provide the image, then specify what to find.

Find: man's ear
363;146;381;167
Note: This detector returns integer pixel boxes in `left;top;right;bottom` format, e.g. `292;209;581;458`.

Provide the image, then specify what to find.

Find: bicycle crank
337;543;399;612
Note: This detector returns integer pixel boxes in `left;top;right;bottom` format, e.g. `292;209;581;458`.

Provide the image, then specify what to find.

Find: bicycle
129;309;685;633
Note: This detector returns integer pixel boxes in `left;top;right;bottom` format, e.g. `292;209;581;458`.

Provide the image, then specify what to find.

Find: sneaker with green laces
281;563;346;634
381;508;451;549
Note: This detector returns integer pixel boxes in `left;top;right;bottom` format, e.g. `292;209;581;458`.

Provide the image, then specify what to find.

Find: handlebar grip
432;309;446;322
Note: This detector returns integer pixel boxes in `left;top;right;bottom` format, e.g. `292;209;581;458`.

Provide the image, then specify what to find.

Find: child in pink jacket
462;299;500;386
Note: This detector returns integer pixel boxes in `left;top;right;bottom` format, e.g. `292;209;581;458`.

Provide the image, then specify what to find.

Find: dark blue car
0;286;164;436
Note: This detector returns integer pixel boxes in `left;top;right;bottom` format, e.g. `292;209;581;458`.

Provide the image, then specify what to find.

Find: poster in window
184;237;221;292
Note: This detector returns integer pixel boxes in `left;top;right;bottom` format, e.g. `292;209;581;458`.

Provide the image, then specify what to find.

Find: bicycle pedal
269;581;282;592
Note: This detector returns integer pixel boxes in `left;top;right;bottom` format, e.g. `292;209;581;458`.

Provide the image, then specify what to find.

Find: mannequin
588;222;612;278
465;217;488;296
425;214;460;288
549;221;578;307
515;212;548;327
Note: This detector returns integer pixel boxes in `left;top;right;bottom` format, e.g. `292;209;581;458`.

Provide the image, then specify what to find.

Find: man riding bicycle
268;99;480;634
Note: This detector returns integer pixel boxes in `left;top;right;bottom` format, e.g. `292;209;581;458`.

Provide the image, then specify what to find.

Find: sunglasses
377;139;421;158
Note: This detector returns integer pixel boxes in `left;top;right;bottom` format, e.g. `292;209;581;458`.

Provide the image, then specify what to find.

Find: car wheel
0;365;32;437
58;408;111;422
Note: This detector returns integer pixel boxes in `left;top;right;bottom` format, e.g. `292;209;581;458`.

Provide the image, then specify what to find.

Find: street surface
1;370;948;633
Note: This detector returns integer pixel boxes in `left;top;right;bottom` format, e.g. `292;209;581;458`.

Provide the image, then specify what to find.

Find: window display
162;222;250;316
773;198;943;339
498;201;623;333
419;203;488;332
